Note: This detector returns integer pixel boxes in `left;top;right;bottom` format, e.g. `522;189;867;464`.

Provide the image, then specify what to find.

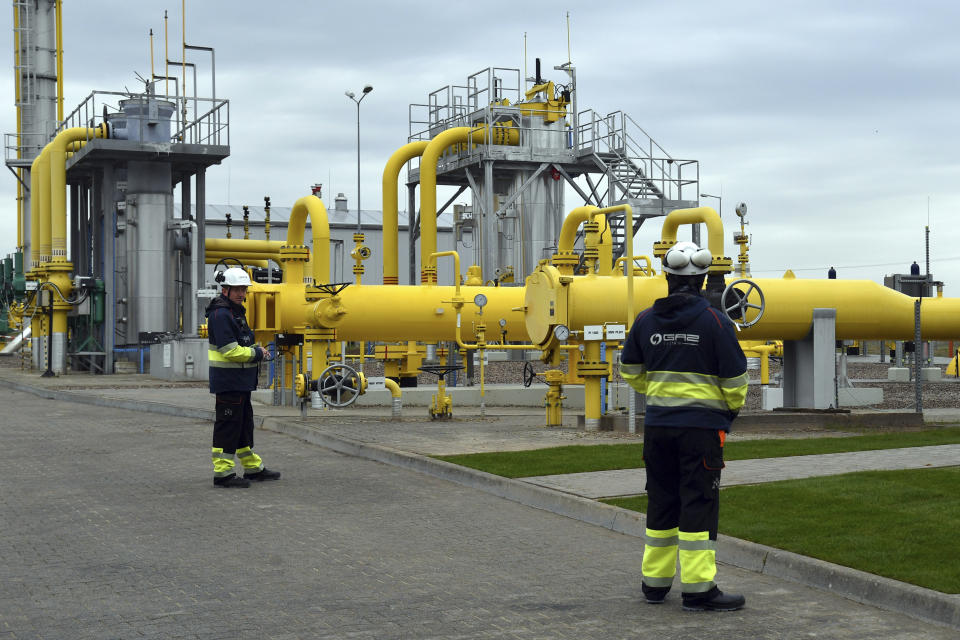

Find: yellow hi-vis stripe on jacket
208;340;258;368
620;363;647;394
679;530;716;593
645;370;748;412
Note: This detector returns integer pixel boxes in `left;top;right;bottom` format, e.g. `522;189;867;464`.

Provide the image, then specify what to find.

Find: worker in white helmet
620;241;748;611
205;266;280;488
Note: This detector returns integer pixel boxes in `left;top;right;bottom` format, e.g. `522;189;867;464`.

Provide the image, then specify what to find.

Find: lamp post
345;84;373;232
699;192;721;217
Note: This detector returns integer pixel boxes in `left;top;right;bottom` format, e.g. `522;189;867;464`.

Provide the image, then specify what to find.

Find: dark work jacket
205;294;263;394
620;293;748;431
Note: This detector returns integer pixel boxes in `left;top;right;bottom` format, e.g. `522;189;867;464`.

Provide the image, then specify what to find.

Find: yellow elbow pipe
285;195;330;285
49;125;108;263
384;377;402;399
660;206;724;258
382;141;429;284
558;206;599;252
420;124;519;282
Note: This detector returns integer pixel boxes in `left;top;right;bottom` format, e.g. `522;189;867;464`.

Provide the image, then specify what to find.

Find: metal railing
5;89;229;162
576;109;698;203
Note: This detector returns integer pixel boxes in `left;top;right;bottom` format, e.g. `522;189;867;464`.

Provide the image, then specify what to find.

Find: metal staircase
575;110;699;262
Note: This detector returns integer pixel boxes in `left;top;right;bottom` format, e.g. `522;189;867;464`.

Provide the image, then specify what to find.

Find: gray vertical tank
125;161;178;338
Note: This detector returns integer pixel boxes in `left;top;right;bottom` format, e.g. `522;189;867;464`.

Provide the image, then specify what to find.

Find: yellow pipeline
382;141;429;284
28;147;50;270
285;195;329;285
558;206;598;253
48;126;108;263
525;266;960;342
206;255;268;268
660;206;725;259
206;238;284;256
252;281;527;343
419;124;519;282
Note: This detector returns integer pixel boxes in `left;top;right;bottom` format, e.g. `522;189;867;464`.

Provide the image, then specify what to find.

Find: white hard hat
662;241;713;276
217;267;252;287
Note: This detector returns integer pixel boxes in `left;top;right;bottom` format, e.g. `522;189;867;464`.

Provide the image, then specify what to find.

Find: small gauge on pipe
473;293;488;309
553;324;570;341
498;318;507;328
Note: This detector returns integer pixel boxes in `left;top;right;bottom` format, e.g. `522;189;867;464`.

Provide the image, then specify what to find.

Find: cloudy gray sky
2;1;959;291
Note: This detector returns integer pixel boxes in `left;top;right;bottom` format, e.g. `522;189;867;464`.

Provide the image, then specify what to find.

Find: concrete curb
3;376;956;630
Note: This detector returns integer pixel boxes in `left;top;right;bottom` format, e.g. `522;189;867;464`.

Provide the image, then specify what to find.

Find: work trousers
211;391;262;477
641;425;725;596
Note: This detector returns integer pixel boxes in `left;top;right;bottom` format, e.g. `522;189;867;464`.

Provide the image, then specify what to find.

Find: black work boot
682;586;745;612
642;582;670;604
245;468;281;482
213;474;250;488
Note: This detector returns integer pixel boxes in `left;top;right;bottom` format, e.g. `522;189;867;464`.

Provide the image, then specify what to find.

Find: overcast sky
2;1;959;292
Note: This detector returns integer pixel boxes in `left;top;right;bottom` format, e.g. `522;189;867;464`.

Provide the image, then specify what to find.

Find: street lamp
345;84;374;232
700;192;721;217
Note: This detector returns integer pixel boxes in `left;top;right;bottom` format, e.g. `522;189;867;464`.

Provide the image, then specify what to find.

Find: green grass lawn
434;427;960;478
604;467;960;593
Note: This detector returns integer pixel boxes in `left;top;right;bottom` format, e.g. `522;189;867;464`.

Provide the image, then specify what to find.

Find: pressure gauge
473;293;488;308
498;318;507;328
553;324;570;341
735;202;747;218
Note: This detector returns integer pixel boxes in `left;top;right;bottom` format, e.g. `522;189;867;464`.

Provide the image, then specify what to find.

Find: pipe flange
652;240;675;258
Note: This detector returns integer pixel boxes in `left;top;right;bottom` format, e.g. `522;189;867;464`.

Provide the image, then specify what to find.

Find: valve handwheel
522;361;537;388
317;363;364;407
721;279;765;329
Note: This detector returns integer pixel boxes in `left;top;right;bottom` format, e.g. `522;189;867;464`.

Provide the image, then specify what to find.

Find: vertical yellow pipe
583;339;602;430
55;0;63;123
37;149;51;264
48;127;107;264
381;141;429;284
29;151;44;270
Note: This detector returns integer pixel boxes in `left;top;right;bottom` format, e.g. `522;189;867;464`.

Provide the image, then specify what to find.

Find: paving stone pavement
524;444;960;498
1;388;957;639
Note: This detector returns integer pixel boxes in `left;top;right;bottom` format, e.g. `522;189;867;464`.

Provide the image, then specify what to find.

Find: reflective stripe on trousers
212;447;235;477
679;530;716;593
642;528;717;593
236;446;263;472
641;527;678;587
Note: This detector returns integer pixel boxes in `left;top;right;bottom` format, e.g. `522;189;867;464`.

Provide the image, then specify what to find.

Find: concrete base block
838;387;883;407
887;367;910;382
761;387;784;411
921;367;942;381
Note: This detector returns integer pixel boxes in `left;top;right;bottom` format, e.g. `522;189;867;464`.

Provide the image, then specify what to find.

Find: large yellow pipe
205;254;269;268
660;206;725;258
419;124;519;282
49;126;107;263
382;141;429;284
285;195;330;285
37;147;51;265
205;238;285;254
28;149;47;270
540;270;960;341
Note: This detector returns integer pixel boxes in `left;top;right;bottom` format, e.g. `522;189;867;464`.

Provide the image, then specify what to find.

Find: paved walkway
1;387;957;639
0;363;958;634
524;445;960;498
